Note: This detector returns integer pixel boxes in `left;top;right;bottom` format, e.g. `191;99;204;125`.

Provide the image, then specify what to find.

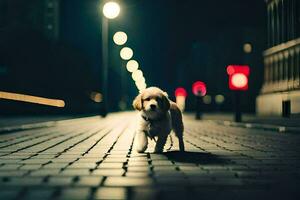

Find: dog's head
132;87;170;118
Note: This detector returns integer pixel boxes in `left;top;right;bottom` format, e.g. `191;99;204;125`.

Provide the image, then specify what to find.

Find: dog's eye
144;98;150;101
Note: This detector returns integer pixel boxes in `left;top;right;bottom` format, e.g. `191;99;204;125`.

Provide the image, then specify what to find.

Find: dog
132;87;185;153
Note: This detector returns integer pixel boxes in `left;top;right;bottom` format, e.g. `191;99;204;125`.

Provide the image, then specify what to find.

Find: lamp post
101;1;120;116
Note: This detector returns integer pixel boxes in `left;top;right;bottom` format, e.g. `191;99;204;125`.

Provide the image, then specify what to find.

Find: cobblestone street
0;112;300;200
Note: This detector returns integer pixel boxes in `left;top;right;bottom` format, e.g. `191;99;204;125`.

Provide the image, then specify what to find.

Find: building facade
256;0;300;116
0;0;59;40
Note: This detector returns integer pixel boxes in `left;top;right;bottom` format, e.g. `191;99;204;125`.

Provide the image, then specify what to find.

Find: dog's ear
132;93;143;111
161;93;170;111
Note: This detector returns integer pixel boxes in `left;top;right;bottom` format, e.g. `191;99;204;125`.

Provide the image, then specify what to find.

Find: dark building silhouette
257;0;300;116
0;0;96;114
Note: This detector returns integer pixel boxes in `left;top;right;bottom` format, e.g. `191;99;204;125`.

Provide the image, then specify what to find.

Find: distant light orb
126;60;139;72
215;94;225;104
113;31;127;45
132;70;143;81
137;82;147;91
243;43;252;54
135;76;145;85
203;95;212;104
120;47;133;60
192;81;206;96
175;87;187;97
90;92;103;103
102;2;120;19
226;65;235;75
231;73;248;88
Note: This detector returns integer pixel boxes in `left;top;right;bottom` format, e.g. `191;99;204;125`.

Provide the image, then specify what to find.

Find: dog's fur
132;87;185;153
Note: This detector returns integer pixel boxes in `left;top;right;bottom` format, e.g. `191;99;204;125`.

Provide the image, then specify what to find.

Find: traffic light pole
195;96;202;120
234;91;241;122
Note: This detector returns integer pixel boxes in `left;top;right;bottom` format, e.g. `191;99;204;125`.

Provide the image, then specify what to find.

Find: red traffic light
175;87;187;97
227;65;250;91
192;81;206;96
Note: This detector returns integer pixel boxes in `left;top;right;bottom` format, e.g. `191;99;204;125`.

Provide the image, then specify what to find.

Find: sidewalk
185;112;300;134
0;112;300;200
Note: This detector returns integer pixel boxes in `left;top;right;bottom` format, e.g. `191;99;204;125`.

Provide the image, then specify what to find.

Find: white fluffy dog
132;87;185;153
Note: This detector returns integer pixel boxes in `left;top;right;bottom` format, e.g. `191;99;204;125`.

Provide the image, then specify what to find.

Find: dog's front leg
135;131;148;153
154;135;168;153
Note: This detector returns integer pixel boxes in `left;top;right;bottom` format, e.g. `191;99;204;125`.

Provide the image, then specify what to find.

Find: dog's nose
150;104;156;110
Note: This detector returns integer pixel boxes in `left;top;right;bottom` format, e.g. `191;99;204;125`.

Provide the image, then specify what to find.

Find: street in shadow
163;151;229;164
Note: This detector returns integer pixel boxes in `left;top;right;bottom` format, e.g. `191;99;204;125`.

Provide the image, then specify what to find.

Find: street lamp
101;1;120;116
103;2;120;19
120;47;133;60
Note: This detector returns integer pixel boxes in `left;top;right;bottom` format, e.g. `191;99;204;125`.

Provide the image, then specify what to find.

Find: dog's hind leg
178;134;185;152
173;123;185;152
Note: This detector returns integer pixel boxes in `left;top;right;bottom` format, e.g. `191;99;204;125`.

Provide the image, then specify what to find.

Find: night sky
0;0;267;113
60;0;266;111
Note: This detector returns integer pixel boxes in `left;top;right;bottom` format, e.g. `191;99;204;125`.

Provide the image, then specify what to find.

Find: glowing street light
137;82;147;91
135;76;145;85
113;31;127;45
132;70;143;81
126;60;139;72
102;2;120;19
120;47;133;60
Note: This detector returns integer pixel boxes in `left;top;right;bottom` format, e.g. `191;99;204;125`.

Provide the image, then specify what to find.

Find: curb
213;120;300;134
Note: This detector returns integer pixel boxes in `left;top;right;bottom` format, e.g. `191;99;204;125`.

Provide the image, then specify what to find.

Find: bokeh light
215;94;225;104
126;60;139;72
132;70;143;81
203;95;212;104
113;31;127;45
120;47;133;60
102;2;120;19
231;73;248;88
243;43;252;53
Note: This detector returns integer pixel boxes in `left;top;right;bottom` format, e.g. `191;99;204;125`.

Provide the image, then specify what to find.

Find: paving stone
3;177;45;186
92;169;125;176
125;171;151;177
30;169;61;176
131;187;158;200
0;164;22;170
61;169;91;176
47;176;75;186
74;176;103;187
98;163;124;169
0;170;27;176
127;166;152;172
23;189;54;200
20;164;42;170
127;161;149;167
43;163;69;169
58;187;91;200
67;163;97;169
104;177;154;186
94;187;127;200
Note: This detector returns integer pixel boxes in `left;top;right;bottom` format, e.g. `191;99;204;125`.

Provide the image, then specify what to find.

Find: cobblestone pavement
0;112;300;200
